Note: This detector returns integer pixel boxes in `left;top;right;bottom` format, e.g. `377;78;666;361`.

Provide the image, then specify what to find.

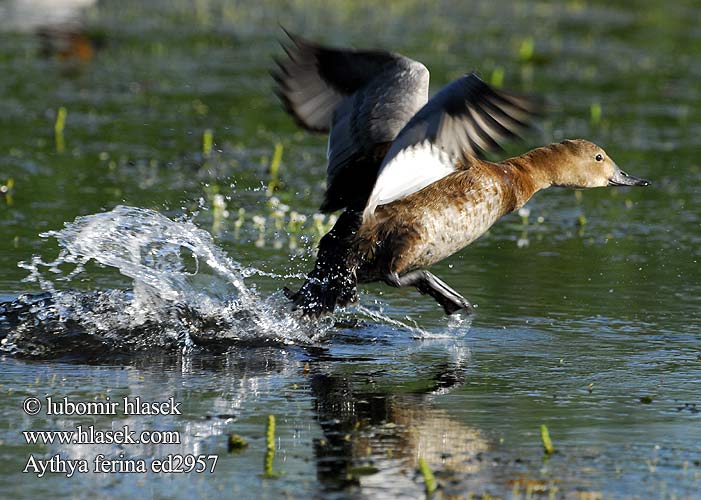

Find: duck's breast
389;170;514;272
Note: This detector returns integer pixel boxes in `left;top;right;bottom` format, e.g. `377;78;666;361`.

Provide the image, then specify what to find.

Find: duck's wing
363;73;540;220
273;31;430;212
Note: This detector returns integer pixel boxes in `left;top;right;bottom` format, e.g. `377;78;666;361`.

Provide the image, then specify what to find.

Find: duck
273;31;650;317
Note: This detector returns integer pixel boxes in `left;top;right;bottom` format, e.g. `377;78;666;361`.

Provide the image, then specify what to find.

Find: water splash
354;304;429;338
2;206;333;359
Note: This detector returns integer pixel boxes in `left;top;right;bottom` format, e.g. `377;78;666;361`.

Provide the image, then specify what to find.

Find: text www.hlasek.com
23;425;180;445
21;396;220;476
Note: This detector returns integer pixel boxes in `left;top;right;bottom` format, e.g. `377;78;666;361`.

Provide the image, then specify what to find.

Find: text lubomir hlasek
45;396;181;415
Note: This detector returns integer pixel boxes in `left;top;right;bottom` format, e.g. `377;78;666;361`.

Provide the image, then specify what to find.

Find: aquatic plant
540;424;555;455
518;207;530;226
203;184;230;234
267;142;284;196
232;207;245;239
211;193;229;234
227;433;248;452
490;66;505;88
197;184;339;252
518;37;535;62
252;215;266;248
418;457;437;496
0;178;14;205
203;128;214;158
590;103;602;126
54;106;67;153
263;415;279;478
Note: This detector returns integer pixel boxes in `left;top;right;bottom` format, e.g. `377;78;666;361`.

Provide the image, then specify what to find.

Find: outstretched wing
273;31;430;212
363;73;540;220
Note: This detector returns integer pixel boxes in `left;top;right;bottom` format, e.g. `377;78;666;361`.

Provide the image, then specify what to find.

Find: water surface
1;0;700;498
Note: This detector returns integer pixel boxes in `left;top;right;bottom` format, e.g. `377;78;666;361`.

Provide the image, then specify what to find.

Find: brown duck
273;32;650;317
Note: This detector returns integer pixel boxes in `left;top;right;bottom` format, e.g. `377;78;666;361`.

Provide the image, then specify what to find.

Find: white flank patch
363;142;455;220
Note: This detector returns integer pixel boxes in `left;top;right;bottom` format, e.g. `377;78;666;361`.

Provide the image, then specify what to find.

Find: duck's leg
385;271;474;315
284;210;361;317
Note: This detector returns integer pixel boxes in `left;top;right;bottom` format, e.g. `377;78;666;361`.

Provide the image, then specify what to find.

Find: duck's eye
595;153;604;162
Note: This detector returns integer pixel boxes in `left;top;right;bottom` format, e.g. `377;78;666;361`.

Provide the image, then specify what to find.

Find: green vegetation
0;1;699;499
490;66;505;88
518;37;535;62
54;107;67;153
590;103;602;126
263;415;279;478
227;433;249;452
267;142;284;196
202;128;214;158
418;457;437;496
0;179;14;205
540;424;555;455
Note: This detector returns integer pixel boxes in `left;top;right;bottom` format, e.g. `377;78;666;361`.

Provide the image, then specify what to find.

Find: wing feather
364;73;540;220
273;31;430;211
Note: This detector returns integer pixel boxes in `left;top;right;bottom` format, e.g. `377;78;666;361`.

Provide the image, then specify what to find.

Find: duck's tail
284;211;362;317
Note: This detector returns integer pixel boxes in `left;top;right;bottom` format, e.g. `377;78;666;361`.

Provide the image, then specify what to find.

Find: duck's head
549;139;650;188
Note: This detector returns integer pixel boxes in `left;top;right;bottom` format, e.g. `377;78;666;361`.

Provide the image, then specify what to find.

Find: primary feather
273;31;429;212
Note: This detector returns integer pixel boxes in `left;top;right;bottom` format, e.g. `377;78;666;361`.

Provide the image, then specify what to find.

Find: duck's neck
499;144;565;208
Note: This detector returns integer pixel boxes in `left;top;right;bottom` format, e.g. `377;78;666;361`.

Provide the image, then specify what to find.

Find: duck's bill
609;169;650;187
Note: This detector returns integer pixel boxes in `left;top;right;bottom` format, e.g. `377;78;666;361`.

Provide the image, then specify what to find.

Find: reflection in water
0;347;313;498
2;308;699;498
308;345;488;498
1;338;485;499
1;1;700;497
